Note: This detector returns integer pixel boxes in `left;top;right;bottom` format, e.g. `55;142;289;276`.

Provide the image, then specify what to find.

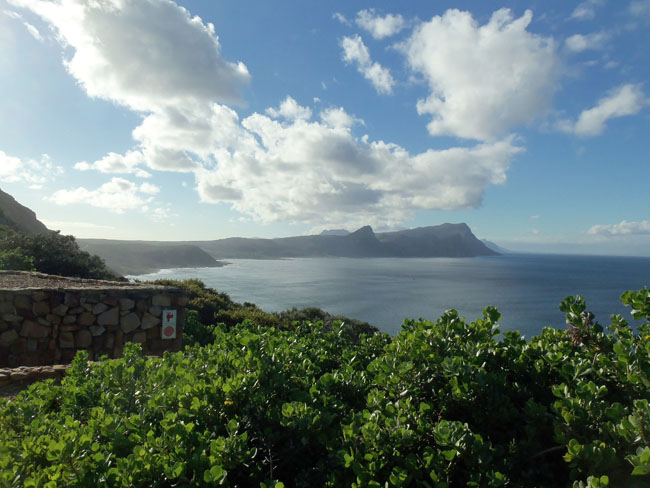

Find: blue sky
0;0;649;255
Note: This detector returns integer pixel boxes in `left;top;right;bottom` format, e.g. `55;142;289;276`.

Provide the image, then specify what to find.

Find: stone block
133;331;147;343
146;325;160;339
113;341;124;358
81;303;93;312
68;307;84;315
136;300;148;313
78;312;96;326
0;329;19;346
98;307;120;326
119;298;135;311
60;324;80;332
92;303;109;315
141;313;160;330
32;291;49;302
149;305;162;317
20;321;50;339
103;297;118;307
37;317;50;327
75;330;92;348
0;302;15;315
14;294;32;310
64;293;80;307
27;339;38;352
173;295;189;307
105;333;115;349
32;301;50;317
2;314;23;323
46;314;61;325
120;313;141;334
52;304;69;317
59;332;74;348
152;295;171;307
90;325;106;336
62;315;77;325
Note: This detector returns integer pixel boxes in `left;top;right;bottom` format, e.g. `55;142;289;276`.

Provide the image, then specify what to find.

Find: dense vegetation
152;279;378;345
1;285;649;487
0;225;120;280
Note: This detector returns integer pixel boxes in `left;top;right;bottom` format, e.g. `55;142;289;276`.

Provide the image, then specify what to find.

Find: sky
0;0;649;255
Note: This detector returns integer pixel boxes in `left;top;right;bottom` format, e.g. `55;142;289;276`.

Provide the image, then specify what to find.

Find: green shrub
0;225;120;280
1;290;649;487
0;248;35;271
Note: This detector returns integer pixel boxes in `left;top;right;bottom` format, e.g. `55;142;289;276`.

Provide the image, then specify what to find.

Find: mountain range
184;224;497;260
0;188;500;275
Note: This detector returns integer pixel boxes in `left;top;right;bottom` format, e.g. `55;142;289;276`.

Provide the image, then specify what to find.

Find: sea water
130;254;650;337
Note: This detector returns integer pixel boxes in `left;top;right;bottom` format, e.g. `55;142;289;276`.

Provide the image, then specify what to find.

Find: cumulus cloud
565;31;610;52
193;108;522;227
355;9;406;39
561;84;648;136
48;177;155;213
0;150;63;188
340;34;395;94
266;97;312;121
402;9;557;141
9;0;250;112
570;0;605;21
74;150;150;177
14;0;525;229
588;220;650;236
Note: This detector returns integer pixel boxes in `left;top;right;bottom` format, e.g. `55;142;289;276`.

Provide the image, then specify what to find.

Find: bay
129;254;650;337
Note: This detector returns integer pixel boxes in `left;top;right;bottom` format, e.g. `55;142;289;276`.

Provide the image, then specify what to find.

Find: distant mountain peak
319;229;350;236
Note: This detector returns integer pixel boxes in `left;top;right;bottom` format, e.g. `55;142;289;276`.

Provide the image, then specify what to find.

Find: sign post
161;309;177;339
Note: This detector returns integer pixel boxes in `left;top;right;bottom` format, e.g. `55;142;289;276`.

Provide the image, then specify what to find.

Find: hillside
78;240;224;275
0;188;49;234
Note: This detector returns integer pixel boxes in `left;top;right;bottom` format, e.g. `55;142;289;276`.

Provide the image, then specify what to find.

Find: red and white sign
161;309;177;339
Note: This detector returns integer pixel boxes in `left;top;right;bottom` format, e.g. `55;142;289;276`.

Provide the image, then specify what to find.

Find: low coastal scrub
1;288;649;487
0;225;119;280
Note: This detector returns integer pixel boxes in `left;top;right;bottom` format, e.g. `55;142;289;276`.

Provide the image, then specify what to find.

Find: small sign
162;309;177;339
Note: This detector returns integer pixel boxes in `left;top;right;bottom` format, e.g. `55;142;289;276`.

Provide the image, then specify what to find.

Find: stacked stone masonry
0;271;187;367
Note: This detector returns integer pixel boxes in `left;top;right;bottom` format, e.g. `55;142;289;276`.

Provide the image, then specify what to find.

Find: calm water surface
130;254;650;337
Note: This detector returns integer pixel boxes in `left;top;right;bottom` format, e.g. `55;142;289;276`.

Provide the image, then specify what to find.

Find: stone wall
0;272;187;367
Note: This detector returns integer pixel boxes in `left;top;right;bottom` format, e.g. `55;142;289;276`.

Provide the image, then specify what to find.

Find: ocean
129;254;650;338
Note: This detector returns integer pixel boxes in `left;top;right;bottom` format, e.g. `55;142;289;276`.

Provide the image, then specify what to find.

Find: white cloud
74;150;147;176
332;12;350;26
570;0;605;21
355;9;406;39
17;0;525;229
588;220;650;236
266;96;312;121
0;150;63;188
340;34;395;94
9;0;250;112
193;108;522;228
320;107;361;129
564;84;648;136
565;31;610;52
402;9;557;141
629;0;650;19
139;182;160;195
48;177;154;214
23;21;41;40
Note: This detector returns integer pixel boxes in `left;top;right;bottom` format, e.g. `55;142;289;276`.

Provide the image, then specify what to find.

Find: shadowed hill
0;189;49;234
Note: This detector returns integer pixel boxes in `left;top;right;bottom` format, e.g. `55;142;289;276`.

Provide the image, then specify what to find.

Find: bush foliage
1;289;649;487
0;225;120;280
